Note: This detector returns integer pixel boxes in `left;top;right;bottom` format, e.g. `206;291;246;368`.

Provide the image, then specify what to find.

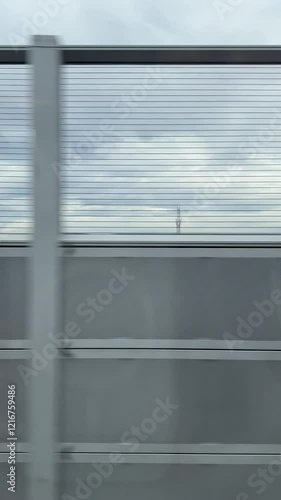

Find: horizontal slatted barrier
0;65;32;241
61;65;281;238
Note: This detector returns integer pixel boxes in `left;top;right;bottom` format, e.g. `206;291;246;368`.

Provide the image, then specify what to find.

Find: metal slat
0;65;33;241
60;64;281;238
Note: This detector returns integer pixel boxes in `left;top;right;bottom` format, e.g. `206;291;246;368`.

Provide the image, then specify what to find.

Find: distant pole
176;206;182;234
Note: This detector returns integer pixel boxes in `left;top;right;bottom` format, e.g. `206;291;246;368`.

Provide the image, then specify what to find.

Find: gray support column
29;35;61;500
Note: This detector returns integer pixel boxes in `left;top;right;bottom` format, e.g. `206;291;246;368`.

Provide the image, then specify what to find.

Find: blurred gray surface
61;358;281;445
60;463;281;500
63;257;281;341
0;259;27;340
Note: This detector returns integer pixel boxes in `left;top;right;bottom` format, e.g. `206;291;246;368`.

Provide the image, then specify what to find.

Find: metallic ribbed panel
61;65;281;237
0;65;32;241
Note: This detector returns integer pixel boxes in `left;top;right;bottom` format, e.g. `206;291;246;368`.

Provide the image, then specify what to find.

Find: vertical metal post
29;35;60;500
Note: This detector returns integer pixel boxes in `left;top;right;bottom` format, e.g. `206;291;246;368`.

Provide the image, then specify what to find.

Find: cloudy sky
0;0;281;46
1;0;281;241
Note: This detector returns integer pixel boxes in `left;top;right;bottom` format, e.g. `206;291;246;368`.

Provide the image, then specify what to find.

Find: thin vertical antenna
176;206;182;234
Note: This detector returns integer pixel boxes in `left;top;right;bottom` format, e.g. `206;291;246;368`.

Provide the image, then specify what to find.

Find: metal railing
1;38;281;500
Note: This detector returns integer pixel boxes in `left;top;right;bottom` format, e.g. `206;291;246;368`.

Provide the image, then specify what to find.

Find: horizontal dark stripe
0;48;26;64
1;47;281;66
62;47;281;65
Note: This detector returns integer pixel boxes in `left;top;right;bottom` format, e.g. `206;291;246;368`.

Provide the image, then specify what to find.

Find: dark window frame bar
1;46;281;65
